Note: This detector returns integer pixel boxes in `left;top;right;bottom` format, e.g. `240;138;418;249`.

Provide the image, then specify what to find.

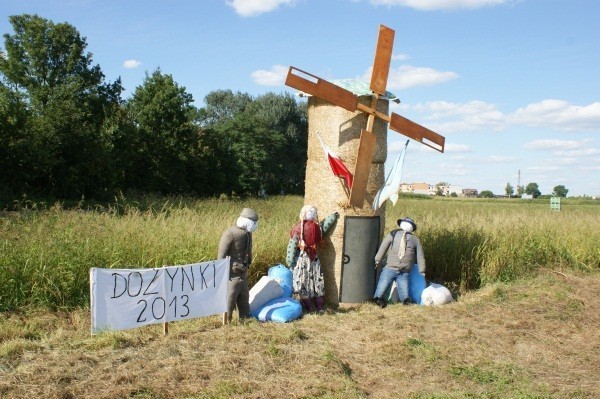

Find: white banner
90;258;230;334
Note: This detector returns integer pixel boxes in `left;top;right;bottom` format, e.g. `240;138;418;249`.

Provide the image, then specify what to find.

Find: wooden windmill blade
348;26;395;207
349;129;377;208
370;25;395;96
389;112;446;153
285;67;359;112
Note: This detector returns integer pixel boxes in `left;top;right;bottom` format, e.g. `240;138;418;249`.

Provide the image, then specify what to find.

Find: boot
301;298;315;313
315;296;325;313
371;297;387;308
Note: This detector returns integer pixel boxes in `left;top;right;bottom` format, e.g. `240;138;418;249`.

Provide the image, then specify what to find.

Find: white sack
421;283;453;306
249;276;284;313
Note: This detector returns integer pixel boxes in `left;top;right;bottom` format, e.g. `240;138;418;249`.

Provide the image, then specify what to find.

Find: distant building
399;183;471;197
462;188;478;197
435;184;463;196
400;182;432;195
448;185;462;196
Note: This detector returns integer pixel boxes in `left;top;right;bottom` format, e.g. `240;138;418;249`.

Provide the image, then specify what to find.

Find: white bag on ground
421;283;453;306
249;276;284;313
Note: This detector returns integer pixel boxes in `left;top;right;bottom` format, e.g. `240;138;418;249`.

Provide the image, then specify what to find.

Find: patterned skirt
292;251;325;298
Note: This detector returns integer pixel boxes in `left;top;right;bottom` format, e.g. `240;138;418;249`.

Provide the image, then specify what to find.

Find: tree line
0;14;308;204
478;182;569;199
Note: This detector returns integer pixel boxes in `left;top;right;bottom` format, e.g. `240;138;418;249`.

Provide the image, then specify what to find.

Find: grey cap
240;207;259;221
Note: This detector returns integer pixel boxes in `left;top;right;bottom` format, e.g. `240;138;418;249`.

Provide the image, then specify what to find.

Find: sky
1;0;599;197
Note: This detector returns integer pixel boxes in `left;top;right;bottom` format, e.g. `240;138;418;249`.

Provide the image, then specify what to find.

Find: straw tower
304;95;389;305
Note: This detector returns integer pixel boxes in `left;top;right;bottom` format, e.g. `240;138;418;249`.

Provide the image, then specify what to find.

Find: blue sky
1;0;599;197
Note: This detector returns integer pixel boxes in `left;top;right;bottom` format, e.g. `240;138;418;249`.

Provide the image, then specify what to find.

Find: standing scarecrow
286;205;338;313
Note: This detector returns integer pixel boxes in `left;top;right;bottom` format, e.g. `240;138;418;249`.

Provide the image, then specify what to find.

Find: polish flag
316;133;353;189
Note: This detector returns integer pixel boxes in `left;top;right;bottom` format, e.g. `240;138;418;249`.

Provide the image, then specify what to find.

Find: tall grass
398;198;600;290
1;196;598;311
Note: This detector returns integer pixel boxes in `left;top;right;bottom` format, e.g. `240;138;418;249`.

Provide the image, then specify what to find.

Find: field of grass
1;270;598;398
1;195;598;311
1;195;599;398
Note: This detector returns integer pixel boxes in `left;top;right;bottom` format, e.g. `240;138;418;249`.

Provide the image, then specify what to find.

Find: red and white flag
316;133;353;189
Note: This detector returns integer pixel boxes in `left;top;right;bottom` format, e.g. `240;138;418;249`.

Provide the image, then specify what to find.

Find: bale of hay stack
304;95;388;304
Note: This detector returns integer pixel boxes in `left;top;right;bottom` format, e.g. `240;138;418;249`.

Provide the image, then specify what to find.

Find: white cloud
393;98;600;135
554;148;600;157
123;59;142;69
392;53;410;61
400;141;470;154
527;166;560;172
388;140;410;152
523;139;598;162
488;155;517;163
438;162;469;175
385;65;458;90
361;65;457;90
416;100;495;118
226;0;295;17
250;64;288;86
580;165;600;172
368;0;509;11
412;100;505;133
523;139;583;150
540;158;578;165
509;100;600;131
446;143;471;153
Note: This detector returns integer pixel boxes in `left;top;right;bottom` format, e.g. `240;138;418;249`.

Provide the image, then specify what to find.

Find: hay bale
308;96;388;163
304;95;389;304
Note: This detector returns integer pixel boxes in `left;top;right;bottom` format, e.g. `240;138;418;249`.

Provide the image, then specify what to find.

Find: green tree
0;83;29;199
126;69;199;194
552;185;569;197
517;185;525;196
0;14;122;199
436;181;449;196
198;89;252;127
505;182;514;197
244;92;307;194
198;90;308;196
480;190;494;198
525;182;541;198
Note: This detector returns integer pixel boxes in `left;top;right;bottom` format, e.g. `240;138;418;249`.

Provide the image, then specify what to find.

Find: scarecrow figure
218;207;259;321
371;217;426;308
286;205;338;313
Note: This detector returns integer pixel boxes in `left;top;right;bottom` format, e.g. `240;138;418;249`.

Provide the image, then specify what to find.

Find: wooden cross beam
285;25;445;208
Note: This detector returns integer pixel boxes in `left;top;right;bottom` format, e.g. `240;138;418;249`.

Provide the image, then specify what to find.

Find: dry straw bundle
304;95;390;304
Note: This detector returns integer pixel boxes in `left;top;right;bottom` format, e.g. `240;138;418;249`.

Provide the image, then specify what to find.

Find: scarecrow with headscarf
371;217;426;308
286;205;338;313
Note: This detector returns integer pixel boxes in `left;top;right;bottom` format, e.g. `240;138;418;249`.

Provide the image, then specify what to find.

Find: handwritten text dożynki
109;262;218;323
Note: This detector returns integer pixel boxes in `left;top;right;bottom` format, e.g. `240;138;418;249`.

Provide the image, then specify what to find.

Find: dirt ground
1;269;599;398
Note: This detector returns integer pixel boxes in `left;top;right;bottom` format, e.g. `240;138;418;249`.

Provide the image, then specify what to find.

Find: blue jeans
373;267;409;302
